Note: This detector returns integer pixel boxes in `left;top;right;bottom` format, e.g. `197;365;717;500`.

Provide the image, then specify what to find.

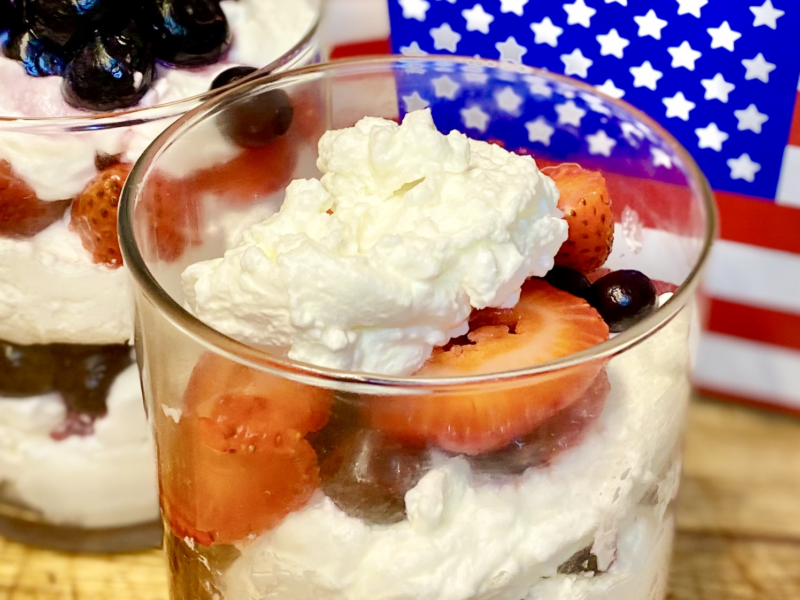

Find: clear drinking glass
120;57;715;600
0;2;321;553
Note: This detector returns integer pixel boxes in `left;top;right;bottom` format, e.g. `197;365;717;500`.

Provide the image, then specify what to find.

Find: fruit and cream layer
0;0;316;528
166;110;688;600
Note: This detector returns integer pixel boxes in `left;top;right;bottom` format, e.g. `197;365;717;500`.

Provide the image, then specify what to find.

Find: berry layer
0;364;158;527
221;293;689;600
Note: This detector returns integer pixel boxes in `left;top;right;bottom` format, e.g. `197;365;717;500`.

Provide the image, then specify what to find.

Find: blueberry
63;21;155;111
25;0;116;50
209;65;258;91
54;343;133;417
150;0;230;67
0;339;60;397
318;429;429;525
219;89;293;147
543;266;591;299
2;30;68;75
587;269;657;333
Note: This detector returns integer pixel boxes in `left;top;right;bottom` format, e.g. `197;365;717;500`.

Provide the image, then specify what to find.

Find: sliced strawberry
543;163;615;274
161;353;331;544
69;163;131;268
368;279;610;455
653;280;679;295
0;160;71;238
136;172;203;262
193;135;299;207
586;267;612;284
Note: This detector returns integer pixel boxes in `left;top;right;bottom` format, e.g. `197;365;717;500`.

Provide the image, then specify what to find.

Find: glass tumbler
0;2;321;553
120;57;715;600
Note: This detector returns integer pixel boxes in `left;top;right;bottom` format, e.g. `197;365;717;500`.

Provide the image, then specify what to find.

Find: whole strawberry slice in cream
368;279;610;456
543;163;615;274
0;160;71;239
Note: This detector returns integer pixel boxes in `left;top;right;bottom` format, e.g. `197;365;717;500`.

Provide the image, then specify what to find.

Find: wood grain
1;395;799;600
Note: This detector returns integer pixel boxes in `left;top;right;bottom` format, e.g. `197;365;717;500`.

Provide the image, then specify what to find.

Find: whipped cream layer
183;110;567;375
0;214;132;345
223;294;689;600
0;363;159;528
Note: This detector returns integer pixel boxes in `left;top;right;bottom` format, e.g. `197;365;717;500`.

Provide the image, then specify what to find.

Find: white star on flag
495;87;524;113
663;92;696;120
707;21;742;52
499;0;527;16
696;122;730;151
525;117;555;145
728;153;761;182
460;105;491;132
734;104;769;133
530;17;563;47
398;0;430;21
586;130;617;156
605;0;626;5
667;41;702;71
630;61;663;90
400;41;427;56
403;91;430;112
527;78;553;97
432;75;460;99
701;73;735;102
596;29;629;58
563;0;596;28
495;36;527;63
742;53;776;83
634;10;668;40
651;147;673;168
561;48;593;78
750;0;784;30
596;79;625;99
462;4;494;34
430;23;461;52
555;100;587;126
676;0;708;18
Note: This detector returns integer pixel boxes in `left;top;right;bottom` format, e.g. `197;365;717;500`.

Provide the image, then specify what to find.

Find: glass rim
0;0;323;130
119;55;717;390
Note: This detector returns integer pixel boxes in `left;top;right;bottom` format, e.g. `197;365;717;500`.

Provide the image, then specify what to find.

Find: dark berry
209;65;258;91
150;0;230;67
54;343;133;417
470;370;609;476
307;398;362;461
587;269;657;333
2;30;68;76
94;151;120;171
0;0;21;33
63;21;155;111
557;547;600;575
25;0;116;49
219;89;293;147
543;266;591;299
318;429;429;525
0;339;60;397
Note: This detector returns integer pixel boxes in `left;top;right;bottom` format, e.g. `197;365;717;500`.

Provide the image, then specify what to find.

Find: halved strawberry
0;160;71;239
161;353;331;545
543;163;615;274
70;163;132;268
368;279;610;455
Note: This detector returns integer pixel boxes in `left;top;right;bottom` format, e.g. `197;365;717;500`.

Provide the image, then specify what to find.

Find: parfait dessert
122;58;712;600
0;0;319;550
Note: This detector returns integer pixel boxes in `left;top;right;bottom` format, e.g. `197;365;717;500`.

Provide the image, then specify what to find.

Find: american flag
382;0;800;411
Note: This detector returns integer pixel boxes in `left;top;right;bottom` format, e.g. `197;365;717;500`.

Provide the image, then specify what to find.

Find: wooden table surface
1;395;799;600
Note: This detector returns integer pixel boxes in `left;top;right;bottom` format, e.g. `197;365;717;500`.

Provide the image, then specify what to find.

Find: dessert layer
0;363;159;528
221;295;689;600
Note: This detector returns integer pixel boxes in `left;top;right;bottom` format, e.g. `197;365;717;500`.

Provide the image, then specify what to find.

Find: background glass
0;0;321;553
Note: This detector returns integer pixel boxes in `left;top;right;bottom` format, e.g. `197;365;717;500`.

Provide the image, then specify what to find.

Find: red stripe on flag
330;38;392;59
707;298;800;352
789;92;800;147
694;386;800;417
716;190;800;255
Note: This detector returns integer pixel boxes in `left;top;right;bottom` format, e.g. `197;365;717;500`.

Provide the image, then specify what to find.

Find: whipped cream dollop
182;110;567;375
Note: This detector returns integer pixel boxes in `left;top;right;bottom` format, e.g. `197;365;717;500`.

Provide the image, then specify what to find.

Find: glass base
0;513;162;553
